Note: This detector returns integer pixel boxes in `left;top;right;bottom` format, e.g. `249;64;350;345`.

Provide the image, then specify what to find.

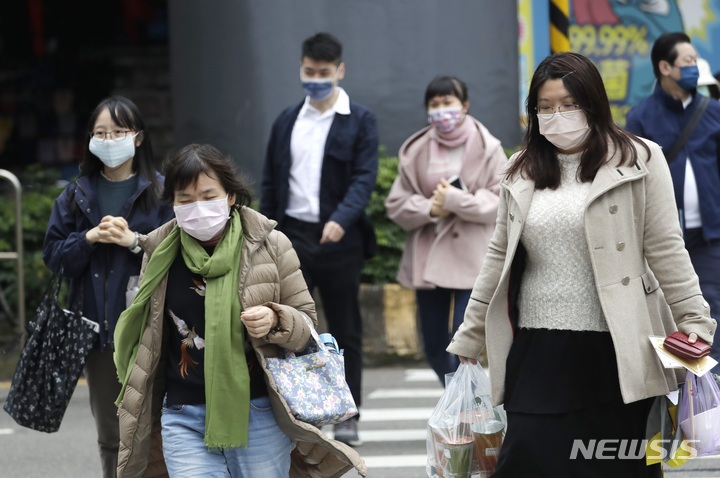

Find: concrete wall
169;0;521;189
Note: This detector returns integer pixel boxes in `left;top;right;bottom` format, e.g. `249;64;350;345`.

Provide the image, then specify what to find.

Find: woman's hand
241;305;279;338
430;180;452;218
86;216;136;247
458;355;477;365
687;332;700;344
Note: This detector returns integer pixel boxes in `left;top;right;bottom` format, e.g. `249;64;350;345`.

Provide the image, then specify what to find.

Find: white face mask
173;195;230;242
537;110;591;151
89;133;138;168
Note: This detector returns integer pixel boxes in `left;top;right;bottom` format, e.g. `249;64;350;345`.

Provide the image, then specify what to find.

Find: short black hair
162;144;252;208
424;76;468;108
651;32;692;79
301;32;342;65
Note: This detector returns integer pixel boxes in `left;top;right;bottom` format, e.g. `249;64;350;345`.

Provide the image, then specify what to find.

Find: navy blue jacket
260;99;378;255
626;85;720;240
42;173;174;350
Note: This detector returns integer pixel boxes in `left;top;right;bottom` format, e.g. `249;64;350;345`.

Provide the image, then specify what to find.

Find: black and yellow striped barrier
550;0;570;53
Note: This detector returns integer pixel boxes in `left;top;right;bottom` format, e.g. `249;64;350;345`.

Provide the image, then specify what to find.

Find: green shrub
0;165;64;332
361;147;406;284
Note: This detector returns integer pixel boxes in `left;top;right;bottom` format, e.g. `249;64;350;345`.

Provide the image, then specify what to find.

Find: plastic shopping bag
645;393;694;467
679;370;720;456
426;362;507;478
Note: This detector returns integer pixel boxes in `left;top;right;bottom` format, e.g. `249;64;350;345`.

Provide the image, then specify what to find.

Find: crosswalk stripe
361;407;435;421
338;429;427;442
363;454;427;468
368;388;443;399
404;369;438;382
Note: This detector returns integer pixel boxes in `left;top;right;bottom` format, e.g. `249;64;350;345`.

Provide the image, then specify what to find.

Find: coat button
86;208;91;213
616;242;625;251
621;276;630;285
609;205;618;214
79;199;84;204
703;301;709;308
509;213;515;222
453;232;459;238
94;273;99;278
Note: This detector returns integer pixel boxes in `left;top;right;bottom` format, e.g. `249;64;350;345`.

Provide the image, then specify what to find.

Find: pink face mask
428;106;465;133
537;110;590;151
173;195;230;242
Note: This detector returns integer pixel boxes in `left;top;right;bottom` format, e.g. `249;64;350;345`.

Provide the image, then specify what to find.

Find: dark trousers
416;287;471;385
85;348;122;478
281;217;364;409
685;228;720;372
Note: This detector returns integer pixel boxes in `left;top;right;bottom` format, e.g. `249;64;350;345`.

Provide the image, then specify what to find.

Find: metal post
0;169;24;335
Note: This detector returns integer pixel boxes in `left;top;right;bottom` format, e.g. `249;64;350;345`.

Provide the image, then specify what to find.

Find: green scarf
114;209;250;448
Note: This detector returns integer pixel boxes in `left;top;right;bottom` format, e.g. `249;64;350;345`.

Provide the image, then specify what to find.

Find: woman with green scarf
113;144;367;477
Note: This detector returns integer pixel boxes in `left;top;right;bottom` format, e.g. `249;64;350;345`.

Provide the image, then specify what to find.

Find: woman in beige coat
113;144;366;477
385;76;507;384
447;53;716;476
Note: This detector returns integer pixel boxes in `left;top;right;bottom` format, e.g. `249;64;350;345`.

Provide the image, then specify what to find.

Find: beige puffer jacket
116;207;367;477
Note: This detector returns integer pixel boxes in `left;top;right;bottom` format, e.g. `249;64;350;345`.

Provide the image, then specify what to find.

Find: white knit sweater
517;152;608;332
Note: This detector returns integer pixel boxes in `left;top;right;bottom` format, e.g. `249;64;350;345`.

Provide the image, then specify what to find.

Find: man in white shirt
260;32;378;446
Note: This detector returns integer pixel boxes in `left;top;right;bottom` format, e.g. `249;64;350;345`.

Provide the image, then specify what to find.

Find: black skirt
493;327;661;478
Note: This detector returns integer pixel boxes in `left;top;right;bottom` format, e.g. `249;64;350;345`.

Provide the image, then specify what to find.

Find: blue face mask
301;79;335;101
300;67;340;102
677;65;699;91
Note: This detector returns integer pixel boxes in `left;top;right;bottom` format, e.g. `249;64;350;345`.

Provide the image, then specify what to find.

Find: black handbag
3;270;97;432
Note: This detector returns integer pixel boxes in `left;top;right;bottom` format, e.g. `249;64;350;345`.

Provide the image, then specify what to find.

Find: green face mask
697;85;711;97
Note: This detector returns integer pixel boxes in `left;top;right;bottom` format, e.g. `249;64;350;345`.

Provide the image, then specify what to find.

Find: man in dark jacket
260;32;378;446
626;32;720;369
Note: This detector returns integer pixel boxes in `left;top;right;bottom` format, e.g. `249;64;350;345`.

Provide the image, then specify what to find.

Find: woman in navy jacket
42;96;173;478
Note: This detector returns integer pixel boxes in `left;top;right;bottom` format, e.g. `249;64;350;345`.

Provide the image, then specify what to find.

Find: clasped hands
430;179;452;218
86;216;136;247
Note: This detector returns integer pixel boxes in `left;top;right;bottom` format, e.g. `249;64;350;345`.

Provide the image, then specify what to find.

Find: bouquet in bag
679;370;720;456
426;362;507;478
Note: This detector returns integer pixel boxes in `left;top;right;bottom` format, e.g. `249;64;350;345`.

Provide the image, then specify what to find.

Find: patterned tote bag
265;314;357;427
3;270;97;432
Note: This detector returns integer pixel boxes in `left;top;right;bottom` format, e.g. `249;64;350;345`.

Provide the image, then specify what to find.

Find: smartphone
447;175;465;190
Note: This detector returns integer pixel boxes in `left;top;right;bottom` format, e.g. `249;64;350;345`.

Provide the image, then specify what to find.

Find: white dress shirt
682;95;702;228
286;87;351;223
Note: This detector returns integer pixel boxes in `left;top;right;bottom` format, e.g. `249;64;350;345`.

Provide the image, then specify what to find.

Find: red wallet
663;331;711;361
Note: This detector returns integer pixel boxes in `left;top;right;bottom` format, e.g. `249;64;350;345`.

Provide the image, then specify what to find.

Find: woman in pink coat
385;76;508;383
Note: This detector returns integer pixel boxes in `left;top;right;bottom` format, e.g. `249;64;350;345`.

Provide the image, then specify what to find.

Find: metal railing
0;169;24;335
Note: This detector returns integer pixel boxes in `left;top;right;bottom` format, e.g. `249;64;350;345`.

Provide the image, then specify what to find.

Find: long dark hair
79;96;162;209
507;52;649;189
162;144;252;209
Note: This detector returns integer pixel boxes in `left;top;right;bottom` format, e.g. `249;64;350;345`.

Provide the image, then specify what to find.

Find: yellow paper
648;336;717;377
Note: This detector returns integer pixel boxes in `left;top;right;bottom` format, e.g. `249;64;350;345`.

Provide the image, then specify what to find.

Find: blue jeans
416;288;472;384
161;396;295;477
